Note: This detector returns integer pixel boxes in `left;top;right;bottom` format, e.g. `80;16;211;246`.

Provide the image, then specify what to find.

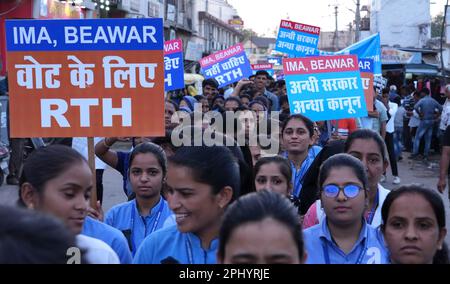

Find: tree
242;29;258;42
431;13;444;38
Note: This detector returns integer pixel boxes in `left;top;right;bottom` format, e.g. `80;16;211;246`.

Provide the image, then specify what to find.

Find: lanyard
185;235;194;264
130;199;165;252
284;152;311;197
321;238;367;264
366;191;379;225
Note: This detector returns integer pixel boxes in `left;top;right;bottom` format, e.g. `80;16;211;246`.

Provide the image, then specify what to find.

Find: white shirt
440;99;450;130
76;234;120;264
72;137;107;170
386;102;398;134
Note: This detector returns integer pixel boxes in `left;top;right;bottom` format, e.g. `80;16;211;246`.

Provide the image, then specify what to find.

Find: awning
404;64;439;75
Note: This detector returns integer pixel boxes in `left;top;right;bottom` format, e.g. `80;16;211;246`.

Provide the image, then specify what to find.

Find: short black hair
255;70;270;79
202;78;219;89
218;190;304;261
420;87;430;96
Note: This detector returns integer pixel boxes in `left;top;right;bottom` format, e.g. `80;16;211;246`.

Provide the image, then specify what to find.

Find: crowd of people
0;72;450;264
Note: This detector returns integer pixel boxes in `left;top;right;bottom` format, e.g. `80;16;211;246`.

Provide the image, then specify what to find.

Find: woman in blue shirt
381;185;449;264
303;153;389;264
105;142;173;256
281;114;321;199
134;146;239;264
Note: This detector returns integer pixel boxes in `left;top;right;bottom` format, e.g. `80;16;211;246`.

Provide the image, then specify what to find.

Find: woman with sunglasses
303;154;388;264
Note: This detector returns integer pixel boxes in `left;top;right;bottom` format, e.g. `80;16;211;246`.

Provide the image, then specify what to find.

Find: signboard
164;39;184;91
275;20;320;57
267;56;283;66
5;18;165;138
200;43;252;88
359;58;374;112
185;41;203;61
381;47;422;64
251;63;274;76
283;55;367;121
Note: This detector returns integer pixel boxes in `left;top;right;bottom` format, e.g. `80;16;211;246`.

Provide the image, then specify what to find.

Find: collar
185;232;219;252
319;217;369;250
133;196;164;218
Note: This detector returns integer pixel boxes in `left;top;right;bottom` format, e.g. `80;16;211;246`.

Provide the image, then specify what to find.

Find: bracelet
103;138;113;148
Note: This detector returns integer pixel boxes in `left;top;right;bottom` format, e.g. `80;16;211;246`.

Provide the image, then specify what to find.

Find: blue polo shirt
82;216;133;264
133;225;219;264
303;218;389;264
105;197;173;256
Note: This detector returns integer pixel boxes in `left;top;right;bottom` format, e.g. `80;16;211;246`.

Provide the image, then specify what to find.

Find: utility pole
333;5;339;51
441;0;449;82
355;0;361;42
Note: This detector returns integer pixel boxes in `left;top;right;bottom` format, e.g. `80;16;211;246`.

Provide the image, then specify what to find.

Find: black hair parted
281;114;315;138
254;156;291;185
18;145;87;206
344;129;388;162
381;185;449;264
318;153;368;191
129;142;168;177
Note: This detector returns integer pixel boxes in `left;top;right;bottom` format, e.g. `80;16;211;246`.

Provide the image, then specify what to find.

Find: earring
28;203;34;210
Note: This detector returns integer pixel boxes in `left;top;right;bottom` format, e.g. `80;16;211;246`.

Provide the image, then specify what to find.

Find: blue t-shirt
133;225;219;264
105;197;173;256
82;216;133;264
303;218;389;264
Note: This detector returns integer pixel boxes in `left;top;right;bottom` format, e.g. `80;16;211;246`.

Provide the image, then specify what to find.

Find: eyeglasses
322;184;363;199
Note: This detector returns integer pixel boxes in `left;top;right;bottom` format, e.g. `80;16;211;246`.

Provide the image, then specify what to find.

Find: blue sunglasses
322;184;363;199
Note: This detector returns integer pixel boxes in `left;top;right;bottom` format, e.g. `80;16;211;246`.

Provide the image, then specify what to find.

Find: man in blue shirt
254;70;279;111
410;88;442;160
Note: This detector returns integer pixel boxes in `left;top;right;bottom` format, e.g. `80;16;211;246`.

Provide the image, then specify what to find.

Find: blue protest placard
275;20;320;57
200;43;253;88
316;33;381;75
164;39;184;91
283;55;367;121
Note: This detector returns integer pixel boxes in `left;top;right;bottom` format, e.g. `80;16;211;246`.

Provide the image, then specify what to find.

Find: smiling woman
133;146;240;264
